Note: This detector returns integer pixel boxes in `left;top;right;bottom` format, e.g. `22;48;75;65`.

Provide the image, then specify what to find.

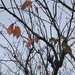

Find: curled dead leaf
27;39;33;47
48;72;50;75
13;26;21;39
34;36;39;43
21;0;32;10
34;5;38;11
37;63;41;70
7;23;14;35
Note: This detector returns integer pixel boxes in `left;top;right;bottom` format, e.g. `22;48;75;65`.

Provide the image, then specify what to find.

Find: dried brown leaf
34;36;39;43
21;0;32;10
7;23;14;35
13;26;21;38
27;39;33;47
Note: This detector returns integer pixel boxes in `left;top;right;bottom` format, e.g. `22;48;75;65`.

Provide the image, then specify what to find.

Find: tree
0;0;75;75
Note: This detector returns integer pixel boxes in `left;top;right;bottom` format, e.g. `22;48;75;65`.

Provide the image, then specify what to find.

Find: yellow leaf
7;23;14;35
13;26;21;39
21;0;32;10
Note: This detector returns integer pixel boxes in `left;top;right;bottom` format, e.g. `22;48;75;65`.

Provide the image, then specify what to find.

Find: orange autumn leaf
21;0;32;10
27;39;33;47
13;26;21;38
34;36;39;43
7;23;14;35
